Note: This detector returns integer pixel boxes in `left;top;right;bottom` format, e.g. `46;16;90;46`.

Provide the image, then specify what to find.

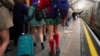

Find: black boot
49;51;55;56
34;43;36;47
56;47;60;54
41;43;45;50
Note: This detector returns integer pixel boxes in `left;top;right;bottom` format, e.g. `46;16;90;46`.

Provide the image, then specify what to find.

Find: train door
94;2;100;29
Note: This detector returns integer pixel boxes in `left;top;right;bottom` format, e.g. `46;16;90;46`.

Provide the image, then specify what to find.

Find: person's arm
27;6;34;21
23;4;29;16
1;0;14;8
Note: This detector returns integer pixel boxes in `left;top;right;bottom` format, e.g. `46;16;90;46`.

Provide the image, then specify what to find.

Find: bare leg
0;29;10;56
54;24;59;34
47;24;55;54
43;25;46;41
37;26;44;49
31;27;37;47
54;24;60;54
37;26;43;43
54;24;60;47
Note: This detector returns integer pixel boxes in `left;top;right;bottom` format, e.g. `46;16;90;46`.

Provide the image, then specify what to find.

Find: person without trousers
0;0;14;56
27;2;45;50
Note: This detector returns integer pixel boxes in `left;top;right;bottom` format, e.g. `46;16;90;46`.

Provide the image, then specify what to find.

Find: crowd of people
0;0;70;56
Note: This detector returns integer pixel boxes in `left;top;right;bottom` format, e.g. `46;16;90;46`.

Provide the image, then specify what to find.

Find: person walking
27;2;45;50
38;0;69;56
0;0;14;56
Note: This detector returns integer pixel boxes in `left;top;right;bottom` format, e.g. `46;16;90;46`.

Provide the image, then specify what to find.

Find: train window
96;3;100;19
95;2;100;25
98;4;100;14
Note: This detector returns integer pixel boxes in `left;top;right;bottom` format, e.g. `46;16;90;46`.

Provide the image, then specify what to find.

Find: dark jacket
10;2;28;40
13;2;28;26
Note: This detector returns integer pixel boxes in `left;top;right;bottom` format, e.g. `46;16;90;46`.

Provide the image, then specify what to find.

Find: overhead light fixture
77;1;85;9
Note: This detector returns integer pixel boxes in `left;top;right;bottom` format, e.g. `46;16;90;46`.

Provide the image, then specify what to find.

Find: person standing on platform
12;0;28;46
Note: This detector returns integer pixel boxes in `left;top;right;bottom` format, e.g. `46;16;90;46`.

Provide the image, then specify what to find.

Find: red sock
53;33;59;47
49;39;54;53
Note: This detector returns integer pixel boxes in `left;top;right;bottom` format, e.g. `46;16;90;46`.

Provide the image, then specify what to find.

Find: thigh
0;29;9;41
30;27;37;34
54;25;59;33
37;26;43;34
47;24;54;39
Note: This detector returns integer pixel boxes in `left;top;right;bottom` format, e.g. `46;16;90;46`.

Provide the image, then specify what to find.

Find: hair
17;0;23;3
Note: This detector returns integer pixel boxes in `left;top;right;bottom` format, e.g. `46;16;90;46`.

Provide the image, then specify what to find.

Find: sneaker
49;51;55;56
41;43;45;50
56;47;60;54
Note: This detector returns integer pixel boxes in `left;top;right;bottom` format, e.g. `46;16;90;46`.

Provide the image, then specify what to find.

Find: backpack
35;6;43;21
62;0;66;3
57;0;69;18
27;6;43;21
57;0;69;9
46;0;60;18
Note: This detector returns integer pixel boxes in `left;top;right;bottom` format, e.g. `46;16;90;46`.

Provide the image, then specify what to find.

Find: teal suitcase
17;33;34;56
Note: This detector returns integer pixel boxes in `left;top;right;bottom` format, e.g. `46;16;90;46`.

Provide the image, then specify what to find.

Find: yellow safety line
82;21;98;56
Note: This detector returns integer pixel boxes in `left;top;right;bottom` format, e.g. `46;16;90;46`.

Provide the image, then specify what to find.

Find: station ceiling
69;0;100;12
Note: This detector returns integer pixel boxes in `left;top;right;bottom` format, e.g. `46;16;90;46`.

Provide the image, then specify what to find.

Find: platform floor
5;18;100;56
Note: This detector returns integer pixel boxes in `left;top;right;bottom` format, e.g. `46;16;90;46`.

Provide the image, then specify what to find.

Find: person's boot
41;43;45;50
49;51;55;56
56;47;60;54
53;33;60;55
34;43;36;47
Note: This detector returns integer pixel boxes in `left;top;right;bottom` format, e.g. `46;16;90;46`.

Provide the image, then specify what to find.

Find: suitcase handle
22;21;30;35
